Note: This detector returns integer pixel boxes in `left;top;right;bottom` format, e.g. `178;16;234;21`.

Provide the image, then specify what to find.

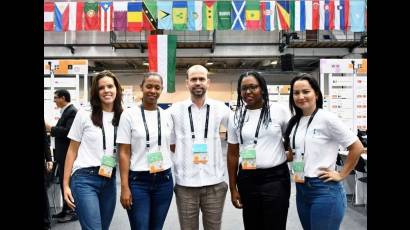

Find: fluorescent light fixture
270;60;278;65
143;62;149;66
205;62;214;66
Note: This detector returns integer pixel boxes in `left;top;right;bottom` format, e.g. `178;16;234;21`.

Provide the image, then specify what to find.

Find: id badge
292;150;305;183
148;151;164;173
99;155;116;178
192;143;208;164
240;147;256;170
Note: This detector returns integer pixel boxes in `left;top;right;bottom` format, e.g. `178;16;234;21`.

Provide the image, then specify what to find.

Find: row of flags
44;0;367;32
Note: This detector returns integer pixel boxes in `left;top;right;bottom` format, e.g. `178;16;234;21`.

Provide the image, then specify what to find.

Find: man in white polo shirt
169;65;230;230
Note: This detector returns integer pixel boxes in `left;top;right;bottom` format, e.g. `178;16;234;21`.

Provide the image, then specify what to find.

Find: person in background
62;70;123;230
45;89;78;223
169;65;230;230
117;72;174;230
227;71;291;230
284;73;364;230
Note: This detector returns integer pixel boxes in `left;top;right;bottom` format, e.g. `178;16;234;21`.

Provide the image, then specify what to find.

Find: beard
190;87;206;98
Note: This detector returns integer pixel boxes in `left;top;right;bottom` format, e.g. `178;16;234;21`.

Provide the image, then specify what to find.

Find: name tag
240;148;256;170
98;155;116;178
292;149;305;183
148;151;164;173
192;143;208;164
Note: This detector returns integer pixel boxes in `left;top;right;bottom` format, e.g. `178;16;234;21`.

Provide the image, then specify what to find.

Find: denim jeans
127;168;173;230
296;177;347;230
70;167;117;230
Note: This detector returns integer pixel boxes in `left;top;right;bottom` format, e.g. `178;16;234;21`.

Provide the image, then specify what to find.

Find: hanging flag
324;0;335;30
231;0;245;30
55;2;69;32
349;0;365;32
260;1;275;31
173;1;188;30
128;2;143;32
143;0;157;31
289;0;295;31
69;2;84;31
312;0;320;30
276;1;290;31
203;1;217;31
245;1;260;30
148;35;177;93
217;1;231;30
84;2;99;31
157;1;172;30
100;2;113;32
294;0;306;31
113;2;127;32
44;3;54;31
187;0;203;31
319;0;325;30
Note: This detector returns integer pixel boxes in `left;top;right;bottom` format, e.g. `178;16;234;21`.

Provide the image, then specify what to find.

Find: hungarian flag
69;2;84;31
143;0;157;31
246;1;260;30
231;1;245;30
217;1;231;30
44;3;54;31
55;2;69;32
128;2;143;32
187;0;202;31
84;2;99;31
113;2;127;31
99;2;113;32
148;35;177;93
157;1;172;30
173;1;188;30
203;1;217;31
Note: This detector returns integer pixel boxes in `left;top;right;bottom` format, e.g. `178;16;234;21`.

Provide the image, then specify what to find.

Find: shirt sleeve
116;109;132;144
168;104;176;145
67;110;85;142
220;103;231;129
227;111;239;144
327;112;358;148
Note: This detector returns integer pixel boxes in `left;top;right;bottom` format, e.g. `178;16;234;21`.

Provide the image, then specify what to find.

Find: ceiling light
143;62;149;66
270;60;278;65
205;62;213;66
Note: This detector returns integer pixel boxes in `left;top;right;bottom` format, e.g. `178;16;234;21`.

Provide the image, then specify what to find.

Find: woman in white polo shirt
227;71;291;230
63;70;123;230
117;72;173;230
284;73;364;230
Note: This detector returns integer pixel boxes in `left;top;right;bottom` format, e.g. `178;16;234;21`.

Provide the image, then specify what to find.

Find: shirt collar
60;103;71;114
185;97;210;109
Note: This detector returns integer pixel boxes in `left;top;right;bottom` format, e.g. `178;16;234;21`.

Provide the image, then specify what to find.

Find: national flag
173;1;188;30
289;0;295;31
312;0;320;30
349;0;365;32
319;0;325;30
69;2;84;31
217;1;232;30
187;0;203;31
276;1;290;31
148;35;177;93
157;1;172;30
44;3;54;31
334;0;349;31
324;0;335;30
294;0;306;31
231;0;245;30
246;1;260;30
260;1;276;31
128;2;143;32
143;0;157;31
99;2;113;32
203;1;217;31
84;2;99;31
55;2;69;32
113;2;127;31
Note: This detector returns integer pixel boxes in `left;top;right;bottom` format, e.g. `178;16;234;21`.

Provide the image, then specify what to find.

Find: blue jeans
127;168;173;230
70;167;117;230
296;177;347;230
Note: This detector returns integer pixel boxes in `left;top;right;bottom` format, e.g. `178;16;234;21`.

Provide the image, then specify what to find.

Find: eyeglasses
240;85;259;93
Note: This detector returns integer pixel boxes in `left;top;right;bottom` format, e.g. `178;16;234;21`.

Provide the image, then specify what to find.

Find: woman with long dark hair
227;71;291;230
284;73;363;230
62;70;123;230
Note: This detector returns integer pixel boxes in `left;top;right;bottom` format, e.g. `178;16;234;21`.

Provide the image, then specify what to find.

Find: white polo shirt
227;103;291;169
290;109;358;177
116;106;173;172
68;109;117;174
169;98;230;187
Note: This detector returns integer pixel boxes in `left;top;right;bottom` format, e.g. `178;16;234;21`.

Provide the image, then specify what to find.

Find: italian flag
148;35;177;93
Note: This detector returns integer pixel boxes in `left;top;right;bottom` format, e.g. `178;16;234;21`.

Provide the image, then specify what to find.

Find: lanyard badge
291;149;305;183
192;142;208;164
148;149;164;173
99;155;116;178
240;145;256;170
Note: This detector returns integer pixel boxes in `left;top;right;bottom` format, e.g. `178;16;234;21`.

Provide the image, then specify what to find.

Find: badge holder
192;142;208;164
292;151;305;183
99;155;116;178
240;146;256;170
148;149;164;173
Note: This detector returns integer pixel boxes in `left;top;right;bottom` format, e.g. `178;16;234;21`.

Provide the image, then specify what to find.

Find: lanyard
140;106;161;148
292;108;319;153
102;125;118;154
239;108;264;145
188;104;210;140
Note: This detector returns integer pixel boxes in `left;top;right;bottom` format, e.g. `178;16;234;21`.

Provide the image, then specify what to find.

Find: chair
353;157;367;209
